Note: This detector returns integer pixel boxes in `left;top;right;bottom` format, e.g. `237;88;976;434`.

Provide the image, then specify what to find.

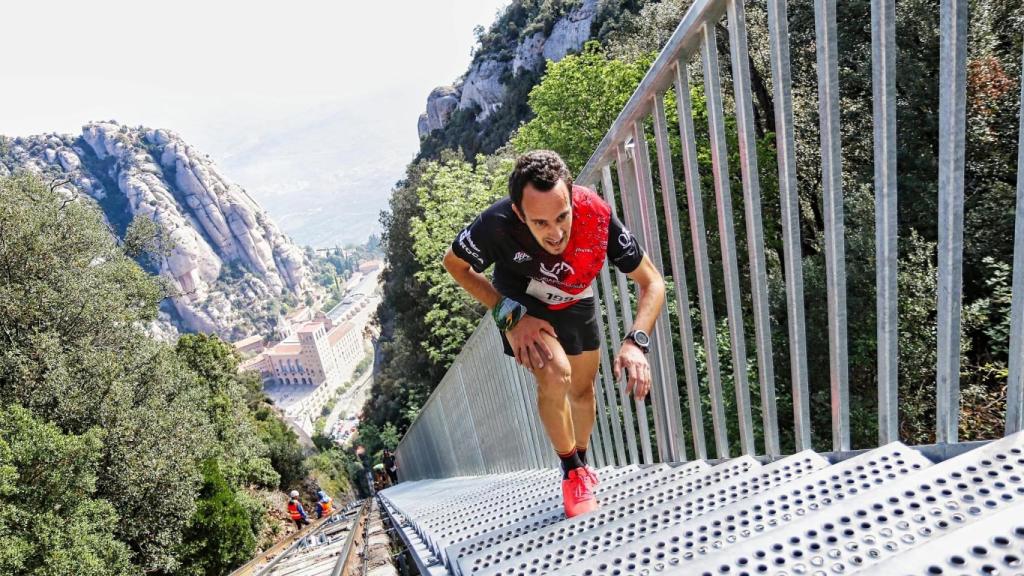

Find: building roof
232;335;263;349
266;342;301;355
327;321;356;346
238;353;267;371
297;322;321;334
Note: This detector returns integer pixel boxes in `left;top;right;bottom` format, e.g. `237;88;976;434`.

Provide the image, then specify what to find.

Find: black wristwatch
624;329;651;354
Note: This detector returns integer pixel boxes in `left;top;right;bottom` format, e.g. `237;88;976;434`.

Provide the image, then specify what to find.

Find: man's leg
529;332;575;454
566;350;600;456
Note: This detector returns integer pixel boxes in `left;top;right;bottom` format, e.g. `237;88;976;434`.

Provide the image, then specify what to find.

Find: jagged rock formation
0;121;312;339
416;0;600;139
421;86;462;136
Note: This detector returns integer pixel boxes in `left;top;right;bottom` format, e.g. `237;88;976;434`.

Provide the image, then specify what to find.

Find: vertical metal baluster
727;0;780;457
491;320;536;468
702;22;756;455
616;142;656;465
674;58;731;459
632;118;688;462
574;294;611;468
595;284;629;466
601;166;643;466
766;0;812;452
457;364;486;473
1007;44;1024;436
652;90;708;460
589;280;618;467
520;362;555;468
814;0;851;451
935;0;968;445
872;0;899;445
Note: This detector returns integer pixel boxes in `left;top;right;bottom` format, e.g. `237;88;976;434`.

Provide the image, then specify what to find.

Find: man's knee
569;380;595;403
534;359;572;400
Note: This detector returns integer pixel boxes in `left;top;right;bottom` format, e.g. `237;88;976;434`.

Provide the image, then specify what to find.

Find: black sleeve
450;212;496;273
607;213;644;273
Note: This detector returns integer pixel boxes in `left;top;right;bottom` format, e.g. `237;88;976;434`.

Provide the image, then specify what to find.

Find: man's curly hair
508;150;574;211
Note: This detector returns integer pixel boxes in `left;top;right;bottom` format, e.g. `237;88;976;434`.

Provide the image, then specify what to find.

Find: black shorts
499;297;601;357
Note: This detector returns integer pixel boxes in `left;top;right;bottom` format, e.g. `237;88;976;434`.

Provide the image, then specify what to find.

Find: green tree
0;405;134;576
176;334;279;489
410;152;510;365
0;173;212;571
513;41;653;174
173;460;257;576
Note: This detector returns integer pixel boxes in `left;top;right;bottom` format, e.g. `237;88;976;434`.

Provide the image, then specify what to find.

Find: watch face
633;331;650;347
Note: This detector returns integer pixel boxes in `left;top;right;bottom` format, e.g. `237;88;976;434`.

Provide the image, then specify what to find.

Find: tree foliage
0;405;134;576
410;153;510;365
0;173;347;575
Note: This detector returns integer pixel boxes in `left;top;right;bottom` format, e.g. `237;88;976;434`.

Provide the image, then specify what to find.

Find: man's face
513;180;573;255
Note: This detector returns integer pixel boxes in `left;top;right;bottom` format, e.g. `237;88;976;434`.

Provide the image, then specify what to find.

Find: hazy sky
1;0;510;245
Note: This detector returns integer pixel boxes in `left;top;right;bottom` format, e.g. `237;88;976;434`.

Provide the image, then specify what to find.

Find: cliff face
417;0;600;140
0;121;312;339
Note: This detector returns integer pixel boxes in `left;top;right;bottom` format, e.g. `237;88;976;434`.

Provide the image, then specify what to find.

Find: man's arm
443;248;503;309
443;248;555;369
614;254;666;400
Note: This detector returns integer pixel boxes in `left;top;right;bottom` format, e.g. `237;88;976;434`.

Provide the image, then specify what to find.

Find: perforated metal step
466;451;826;576
448;457;759;575
425;466;640;558
866;503;1024;575
676;430;1024;576
443;462;705;574
380;435;1024;576
567;442;930;575
430;465;659;566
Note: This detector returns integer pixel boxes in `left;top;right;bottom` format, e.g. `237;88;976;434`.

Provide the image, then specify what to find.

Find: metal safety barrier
395;0;1024;481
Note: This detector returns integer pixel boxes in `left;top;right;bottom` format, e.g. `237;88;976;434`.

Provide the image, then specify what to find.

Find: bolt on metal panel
571;443;930;575
676;430;1024;575
464;459;757;576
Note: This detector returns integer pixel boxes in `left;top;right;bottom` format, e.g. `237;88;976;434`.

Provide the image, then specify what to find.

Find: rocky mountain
417;0;599;139
0;121;313;339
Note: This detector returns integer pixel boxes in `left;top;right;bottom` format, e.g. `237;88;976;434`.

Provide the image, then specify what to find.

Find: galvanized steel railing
395;0;1024;480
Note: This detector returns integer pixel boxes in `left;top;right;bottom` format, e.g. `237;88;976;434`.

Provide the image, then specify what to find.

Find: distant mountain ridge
0;121;314;339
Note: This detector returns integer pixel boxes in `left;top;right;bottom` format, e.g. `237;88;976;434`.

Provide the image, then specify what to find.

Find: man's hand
506;315;557;370
614;341;651;400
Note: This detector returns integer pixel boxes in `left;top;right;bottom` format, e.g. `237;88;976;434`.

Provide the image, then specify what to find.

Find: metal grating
420;466;640;560
866;503;1024;574
677;430;1024;575
569;442;930;575
445;463;708;573
437;465;672;565
458;457;768;575
469;451;828;576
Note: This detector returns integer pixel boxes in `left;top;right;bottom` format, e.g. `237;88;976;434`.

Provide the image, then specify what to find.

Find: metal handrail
395;0;1024;481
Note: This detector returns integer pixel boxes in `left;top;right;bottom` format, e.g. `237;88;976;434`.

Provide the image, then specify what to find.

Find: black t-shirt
450;186;644;310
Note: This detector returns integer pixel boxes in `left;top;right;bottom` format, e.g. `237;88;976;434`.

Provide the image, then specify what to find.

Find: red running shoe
580;466;600;490
562;468;599;518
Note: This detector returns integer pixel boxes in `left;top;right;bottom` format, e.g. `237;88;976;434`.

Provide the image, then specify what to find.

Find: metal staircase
381;431;1024;575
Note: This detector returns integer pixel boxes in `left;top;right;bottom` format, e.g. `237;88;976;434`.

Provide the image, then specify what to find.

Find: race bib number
526;279;594;306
